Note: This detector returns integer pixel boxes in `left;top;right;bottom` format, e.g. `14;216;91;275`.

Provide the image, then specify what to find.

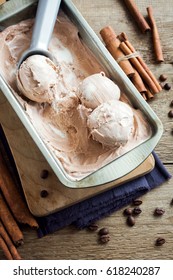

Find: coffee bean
40;190;49;198
98;227;109;236
168;110;173;118
123;208;133;216
164;83;171;90
154;207;165;216
133;207;142;215
15;239;24;247
99;234;110;244
87;223;99;231
159;74;167;82
40;169;49;179
126;216;135;227
155;237;165;246
170;100;173;106
170;198;173;205
132;199;143;206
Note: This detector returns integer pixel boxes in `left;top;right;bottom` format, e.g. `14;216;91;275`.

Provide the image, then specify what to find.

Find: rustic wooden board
0;92;155;217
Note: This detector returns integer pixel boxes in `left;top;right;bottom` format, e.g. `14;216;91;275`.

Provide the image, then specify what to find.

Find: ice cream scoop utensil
17;0;61;68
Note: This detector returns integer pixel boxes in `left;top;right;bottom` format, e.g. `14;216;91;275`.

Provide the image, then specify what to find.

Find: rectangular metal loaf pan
0;0;163;188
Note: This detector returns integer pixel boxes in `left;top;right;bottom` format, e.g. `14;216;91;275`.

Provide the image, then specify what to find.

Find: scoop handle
30;0;61;51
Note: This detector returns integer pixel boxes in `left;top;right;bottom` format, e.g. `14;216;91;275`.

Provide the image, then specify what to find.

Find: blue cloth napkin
37;152;171;237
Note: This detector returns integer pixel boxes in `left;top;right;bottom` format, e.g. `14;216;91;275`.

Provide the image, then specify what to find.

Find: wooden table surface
1;0;173;260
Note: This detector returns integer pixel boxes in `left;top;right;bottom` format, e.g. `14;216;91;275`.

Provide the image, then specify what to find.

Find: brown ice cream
77;73;120;109
17;55;59;104
87;100;134;148
0;11;152;180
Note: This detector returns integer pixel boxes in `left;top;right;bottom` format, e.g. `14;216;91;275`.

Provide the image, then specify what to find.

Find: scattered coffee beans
132;199;143;206
123;208;133;216
99;234;110;244
126;216;135;227
159;74;167;82
87;223;99;231
155;237;166;246
168;110;173;118
40;169;49;179
164;83;171;90
154;207;165;216
133;207;142;215
40;189;49;198
98;227;109;236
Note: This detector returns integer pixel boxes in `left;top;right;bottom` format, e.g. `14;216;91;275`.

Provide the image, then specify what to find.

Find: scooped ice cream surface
16;55;59;103
77;73;120;109
0;13;152;179
87;100;134;147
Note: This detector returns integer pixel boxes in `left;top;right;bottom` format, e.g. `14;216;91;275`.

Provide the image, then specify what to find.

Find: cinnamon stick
145;89;154;99
147;6;164;62
123;0;151;33
100;26;135;78
0;151;38;229
119;41;160;94
0;221;22;260
0;193;23;246
0;236;13;260
118;32;162;92
130;69;147;94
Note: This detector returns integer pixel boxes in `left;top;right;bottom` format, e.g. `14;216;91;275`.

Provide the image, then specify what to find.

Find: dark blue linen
37;152;171;237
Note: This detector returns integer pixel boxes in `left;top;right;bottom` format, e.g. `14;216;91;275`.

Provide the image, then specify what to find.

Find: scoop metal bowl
17;0;61;68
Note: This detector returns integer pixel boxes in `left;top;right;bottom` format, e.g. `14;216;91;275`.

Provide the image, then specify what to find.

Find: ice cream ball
77;73;120;109
87;100;134;147
16;55;59;103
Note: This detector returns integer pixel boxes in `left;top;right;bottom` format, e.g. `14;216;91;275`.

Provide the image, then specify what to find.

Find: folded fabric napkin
37;152;171;237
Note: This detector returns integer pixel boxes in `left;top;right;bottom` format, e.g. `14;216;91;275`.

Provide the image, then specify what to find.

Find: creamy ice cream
87;100;134;147
17;55;59;103
0;11;152;180
77;73;120;109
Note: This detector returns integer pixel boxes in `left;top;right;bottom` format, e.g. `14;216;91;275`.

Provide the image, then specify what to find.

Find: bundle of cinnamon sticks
100;26;162;100
0;128;38;260
99;2;164;100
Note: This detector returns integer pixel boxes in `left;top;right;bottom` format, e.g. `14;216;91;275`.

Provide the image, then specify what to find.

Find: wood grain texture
0;0;173;260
